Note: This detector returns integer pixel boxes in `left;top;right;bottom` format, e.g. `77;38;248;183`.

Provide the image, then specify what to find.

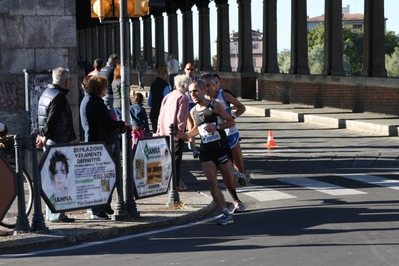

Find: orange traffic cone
265;130;277;147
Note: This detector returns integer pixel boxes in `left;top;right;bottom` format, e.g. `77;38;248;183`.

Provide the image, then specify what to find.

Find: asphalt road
4;113;399;265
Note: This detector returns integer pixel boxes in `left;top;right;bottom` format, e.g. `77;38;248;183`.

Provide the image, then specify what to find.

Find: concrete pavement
2;86;399;254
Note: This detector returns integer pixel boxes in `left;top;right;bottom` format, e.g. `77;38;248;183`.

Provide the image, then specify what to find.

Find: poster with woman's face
40;143;116;212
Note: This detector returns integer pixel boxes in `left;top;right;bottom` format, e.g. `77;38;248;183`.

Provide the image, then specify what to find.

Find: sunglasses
186;68;194;71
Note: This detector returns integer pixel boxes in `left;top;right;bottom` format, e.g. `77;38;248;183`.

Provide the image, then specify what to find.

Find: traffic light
90;0;113;19
91;0;165;19
133;0;165;17
133;0;149;17
114;0;135;17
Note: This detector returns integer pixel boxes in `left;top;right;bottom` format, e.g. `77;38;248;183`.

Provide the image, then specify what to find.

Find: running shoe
233;168;247;186
244;171;253;184
218;212;234;225
233;200;246;213
91;212;110;220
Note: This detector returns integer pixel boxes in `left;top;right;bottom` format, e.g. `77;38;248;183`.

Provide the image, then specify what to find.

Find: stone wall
0;1;80;149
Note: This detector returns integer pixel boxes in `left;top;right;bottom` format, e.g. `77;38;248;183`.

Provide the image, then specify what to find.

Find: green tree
385;47;399;76
308;24;325;51
308;25;399;76
308;44;324;74
385;31;399;56
342;26;364;76
277;49;291;74
212;55;217;70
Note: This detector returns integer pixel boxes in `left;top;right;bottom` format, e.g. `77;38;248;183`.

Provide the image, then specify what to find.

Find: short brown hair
157;65;168;80
133;92;144;104
81;75;92;92
86;75;107;96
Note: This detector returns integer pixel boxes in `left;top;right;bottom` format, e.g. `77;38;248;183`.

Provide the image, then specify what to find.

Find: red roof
307;13;365;22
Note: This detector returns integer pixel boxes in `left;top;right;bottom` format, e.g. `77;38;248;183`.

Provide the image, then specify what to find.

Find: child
129;92;150;148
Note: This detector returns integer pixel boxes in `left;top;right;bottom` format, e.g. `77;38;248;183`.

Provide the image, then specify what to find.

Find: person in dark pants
84;75;131;219
183;80;246;225
36;67;76;223
148;65;170;133
156;74;191;191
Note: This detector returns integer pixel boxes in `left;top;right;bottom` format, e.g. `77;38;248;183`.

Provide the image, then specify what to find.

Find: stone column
262;0;279;73
154;11;165;67
167;5;179;59
362;0;387;77
323;0;345;76
197;0;213;71
98;27;107;63
143;15;152;68
289;0;309;74
237;0;254;73
131;18;141;69
181;5;194;66
215;0;231;72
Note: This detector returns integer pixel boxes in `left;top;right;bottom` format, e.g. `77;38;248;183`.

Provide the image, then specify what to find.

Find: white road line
337;173;399;190
219;183;297;201
276;177;367;196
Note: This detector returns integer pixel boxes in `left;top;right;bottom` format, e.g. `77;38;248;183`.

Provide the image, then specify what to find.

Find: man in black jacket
36;67;76;223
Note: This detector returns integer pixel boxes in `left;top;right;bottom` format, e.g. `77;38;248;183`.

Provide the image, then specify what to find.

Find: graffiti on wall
0;80;24;107
25;71;52;135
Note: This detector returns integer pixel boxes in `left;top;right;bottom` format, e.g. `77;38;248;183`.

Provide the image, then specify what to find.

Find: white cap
0;123;4;132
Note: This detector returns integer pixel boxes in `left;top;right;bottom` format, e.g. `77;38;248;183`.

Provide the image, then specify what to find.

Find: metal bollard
113;131;127;221
167;123;180;206
13;134;30;234
30;133;48;231
124;126;140;218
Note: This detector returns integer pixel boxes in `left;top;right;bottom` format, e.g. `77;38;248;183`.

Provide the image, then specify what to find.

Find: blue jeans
114;107;122;121
138;71;145;87
103;94;115;120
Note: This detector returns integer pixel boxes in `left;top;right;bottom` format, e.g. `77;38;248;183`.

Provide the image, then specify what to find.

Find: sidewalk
2;86;399;254
0;188;216;254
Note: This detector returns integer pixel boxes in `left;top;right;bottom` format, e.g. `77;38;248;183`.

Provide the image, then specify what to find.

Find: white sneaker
233;200;245;213
91;213;109;220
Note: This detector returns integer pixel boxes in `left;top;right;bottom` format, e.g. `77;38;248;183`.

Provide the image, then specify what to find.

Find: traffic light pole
119;0;139;219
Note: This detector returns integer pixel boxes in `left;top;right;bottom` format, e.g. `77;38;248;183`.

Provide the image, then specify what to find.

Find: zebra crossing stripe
276;177;367;196
219;183;296;201
337;174;399;190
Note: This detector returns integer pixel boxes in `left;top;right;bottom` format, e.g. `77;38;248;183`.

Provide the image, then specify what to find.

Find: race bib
199;124;221;144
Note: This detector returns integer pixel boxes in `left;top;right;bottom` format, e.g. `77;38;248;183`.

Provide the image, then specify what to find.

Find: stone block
36;0;64;16
0;0;9;14
10;0;35;16
35;49;69;69
50;16;76;48
0;49;34;74
0;16;24;48
24;16;50;48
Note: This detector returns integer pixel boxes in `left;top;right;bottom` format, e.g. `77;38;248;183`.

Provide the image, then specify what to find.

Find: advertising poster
39;142;116;212
133;137;172;199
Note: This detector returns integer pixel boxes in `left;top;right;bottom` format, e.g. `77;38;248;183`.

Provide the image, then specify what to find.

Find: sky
169;0;399;60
